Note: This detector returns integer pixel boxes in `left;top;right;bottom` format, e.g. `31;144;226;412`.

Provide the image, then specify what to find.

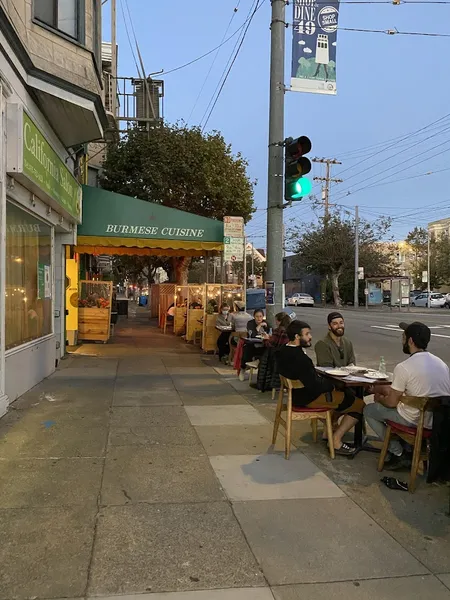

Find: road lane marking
371;325;450;339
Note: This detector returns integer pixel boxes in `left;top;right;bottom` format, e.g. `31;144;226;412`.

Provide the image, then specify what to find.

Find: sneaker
238;371;246;382
385;452;412;471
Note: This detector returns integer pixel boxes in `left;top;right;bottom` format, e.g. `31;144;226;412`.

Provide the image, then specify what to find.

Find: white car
411;292;446;308
287;293;314;307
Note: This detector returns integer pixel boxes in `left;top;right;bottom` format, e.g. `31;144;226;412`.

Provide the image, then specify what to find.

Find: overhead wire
187;1;242;124
201;0;263;131
161;0;266;77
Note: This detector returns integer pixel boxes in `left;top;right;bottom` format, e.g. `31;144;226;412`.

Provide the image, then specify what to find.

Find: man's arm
315;340;334;367
348;340;356;366
376;364;406;408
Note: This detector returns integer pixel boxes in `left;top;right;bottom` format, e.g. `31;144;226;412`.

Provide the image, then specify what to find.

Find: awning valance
77;186;224;255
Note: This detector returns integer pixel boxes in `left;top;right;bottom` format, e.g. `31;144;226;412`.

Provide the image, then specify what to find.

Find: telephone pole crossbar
312;157;343;220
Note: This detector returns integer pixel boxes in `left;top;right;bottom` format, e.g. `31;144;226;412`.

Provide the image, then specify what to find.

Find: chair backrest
401;396;432;411
279;375;305;390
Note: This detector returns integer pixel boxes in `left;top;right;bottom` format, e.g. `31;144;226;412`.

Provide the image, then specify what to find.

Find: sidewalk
0;309;449;600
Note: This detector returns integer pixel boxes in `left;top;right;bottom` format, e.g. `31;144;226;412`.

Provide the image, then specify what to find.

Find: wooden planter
202;313;220;353
78;307;111;343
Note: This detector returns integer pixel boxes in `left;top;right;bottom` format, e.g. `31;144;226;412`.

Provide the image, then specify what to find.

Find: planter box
78;308;110;342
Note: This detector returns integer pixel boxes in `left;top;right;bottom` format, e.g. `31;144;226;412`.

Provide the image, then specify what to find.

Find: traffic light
284;136;312;202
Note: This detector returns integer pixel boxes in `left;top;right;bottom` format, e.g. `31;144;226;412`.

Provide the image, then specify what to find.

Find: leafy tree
405;227;450;289
101;124;255;284
112;255;172;286
288;212;395;307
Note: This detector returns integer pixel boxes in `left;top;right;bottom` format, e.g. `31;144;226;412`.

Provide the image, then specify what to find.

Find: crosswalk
371;324;450;339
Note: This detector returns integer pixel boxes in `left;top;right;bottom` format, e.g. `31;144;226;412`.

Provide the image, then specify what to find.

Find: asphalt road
290;305;450;372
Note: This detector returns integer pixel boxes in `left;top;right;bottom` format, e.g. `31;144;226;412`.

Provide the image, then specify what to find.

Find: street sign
224;236;244;261
358;267;364;280
224;216;244;237
422;271;428;283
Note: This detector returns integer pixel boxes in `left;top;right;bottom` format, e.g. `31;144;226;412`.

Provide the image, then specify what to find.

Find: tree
100;124;256;284
288;212;395;308
112;255;172;286
405;227;450;289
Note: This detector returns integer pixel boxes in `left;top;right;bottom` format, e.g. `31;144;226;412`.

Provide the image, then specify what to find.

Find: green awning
76;186;224;255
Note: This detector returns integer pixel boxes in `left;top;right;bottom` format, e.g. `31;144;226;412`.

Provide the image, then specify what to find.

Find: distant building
428;217;450;237
283;256;321;300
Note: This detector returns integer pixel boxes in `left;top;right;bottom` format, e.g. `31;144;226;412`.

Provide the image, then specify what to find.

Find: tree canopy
405;226;450;289
288;212;395;307
101;124;255;222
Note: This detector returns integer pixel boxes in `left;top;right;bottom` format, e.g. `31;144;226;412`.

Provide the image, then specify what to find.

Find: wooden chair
273;375;335;460
246;360;259;385
162;314;174;335
377;396;437;493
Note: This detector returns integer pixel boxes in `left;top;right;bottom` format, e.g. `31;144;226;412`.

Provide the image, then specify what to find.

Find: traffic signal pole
266;0;286;323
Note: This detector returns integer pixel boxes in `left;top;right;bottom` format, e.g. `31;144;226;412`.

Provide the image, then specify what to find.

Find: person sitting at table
230;301;252;333
189;297;202;309
256;312;291;392
166;303;176;322
276;320;365;456
215;303;232;363
315;311;356;368
364;321;450;470
238;309;270;381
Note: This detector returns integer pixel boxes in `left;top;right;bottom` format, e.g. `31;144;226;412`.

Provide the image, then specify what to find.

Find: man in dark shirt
315;312;356;368
276;320;364;456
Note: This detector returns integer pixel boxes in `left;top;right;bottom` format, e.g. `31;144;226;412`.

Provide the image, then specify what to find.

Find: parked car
286;293;314;307
444;293;450;308
410;292;446;308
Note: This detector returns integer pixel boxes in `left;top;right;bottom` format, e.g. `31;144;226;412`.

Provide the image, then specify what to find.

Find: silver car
287;293;314;307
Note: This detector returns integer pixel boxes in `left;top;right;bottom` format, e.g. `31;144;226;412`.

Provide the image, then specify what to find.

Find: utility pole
354;205;359;308
251;242;255;278
111;0;117;118
427;228;431;309
312;158;342;220
265;0;286;323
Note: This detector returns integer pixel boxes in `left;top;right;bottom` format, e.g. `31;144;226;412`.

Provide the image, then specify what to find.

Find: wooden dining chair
377;395;437;493
162;314;174;335
272;375;335;460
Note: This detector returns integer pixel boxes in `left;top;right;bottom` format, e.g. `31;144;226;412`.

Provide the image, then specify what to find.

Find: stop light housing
284;136;312;202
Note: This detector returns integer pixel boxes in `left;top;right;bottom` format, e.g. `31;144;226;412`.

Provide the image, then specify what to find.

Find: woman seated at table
276;320;365;456
239;309;270;380
215;303;232;362
256;312;291;392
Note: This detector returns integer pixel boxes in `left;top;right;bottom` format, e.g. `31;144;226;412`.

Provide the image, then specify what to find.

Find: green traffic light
291;177;312;199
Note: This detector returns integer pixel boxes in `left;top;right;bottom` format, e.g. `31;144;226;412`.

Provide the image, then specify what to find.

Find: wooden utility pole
312;158;343;220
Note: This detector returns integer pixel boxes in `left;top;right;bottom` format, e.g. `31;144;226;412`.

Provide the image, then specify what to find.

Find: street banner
291;0;340;95
224;236;244;262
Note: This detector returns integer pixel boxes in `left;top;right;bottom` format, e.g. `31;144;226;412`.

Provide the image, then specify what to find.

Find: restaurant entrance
69;185;227;346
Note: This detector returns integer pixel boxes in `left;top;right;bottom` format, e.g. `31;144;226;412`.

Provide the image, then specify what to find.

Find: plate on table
365;371;388;380
327;369;348;377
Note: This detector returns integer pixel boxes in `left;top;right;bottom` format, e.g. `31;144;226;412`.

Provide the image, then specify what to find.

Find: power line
161;1;266;77
339;26;450;37
187;1;242;124
201;0;263;131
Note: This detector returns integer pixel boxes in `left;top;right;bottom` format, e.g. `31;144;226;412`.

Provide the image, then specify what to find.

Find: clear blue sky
103;0;450;247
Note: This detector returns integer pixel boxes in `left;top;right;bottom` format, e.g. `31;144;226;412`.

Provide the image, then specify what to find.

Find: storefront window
5;203;53;350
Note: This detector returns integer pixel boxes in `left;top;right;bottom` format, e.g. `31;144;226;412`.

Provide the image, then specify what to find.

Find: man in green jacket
315;311;356;368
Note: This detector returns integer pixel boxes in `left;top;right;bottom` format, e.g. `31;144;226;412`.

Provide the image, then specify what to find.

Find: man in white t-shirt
364;321;450;470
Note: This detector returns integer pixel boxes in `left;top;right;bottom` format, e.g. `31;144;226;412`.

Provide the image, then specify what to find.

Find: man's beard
331;327;345;337
300;339;311;348
402;342;411;355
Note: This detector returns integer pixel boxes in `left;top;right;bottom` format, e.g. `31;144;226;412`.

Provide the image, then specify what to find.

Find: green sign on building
22;112;82;222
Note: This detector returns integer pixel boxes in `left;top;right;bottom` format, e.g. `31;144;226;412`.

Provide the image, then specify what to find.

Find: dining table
315;366;393;458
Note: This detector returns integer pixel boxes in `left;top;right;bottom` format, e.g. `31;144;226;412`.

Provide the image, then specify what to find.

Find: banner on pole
291;0;340;96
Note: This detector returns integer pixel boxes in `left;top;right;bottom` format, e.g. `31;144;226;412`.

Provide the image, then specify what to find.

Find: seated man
315;311;355;367
277;320;365;456
166;303;176;322
364;321;450;470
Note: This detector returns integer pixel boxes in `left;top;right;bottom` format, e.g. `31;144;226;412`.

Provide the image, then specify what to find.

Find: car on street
286;293;314;307
410;292;446;308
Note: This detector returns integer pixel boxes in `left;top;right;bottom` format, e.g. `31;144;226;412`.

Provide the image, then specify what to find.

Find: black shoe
385;453;412;471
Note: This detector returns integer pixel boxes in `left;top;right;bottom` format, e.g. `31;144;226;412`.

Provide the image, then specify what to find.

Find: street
292;306;450;371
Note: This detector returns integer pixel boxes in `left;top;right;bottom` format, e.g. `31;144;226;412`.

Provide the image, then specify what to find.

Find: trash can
117;299;129;316
138;295;148;307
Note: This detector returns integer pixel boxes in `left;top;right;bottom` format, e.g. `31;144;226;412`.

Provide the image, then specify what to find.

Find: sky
103;0;450;249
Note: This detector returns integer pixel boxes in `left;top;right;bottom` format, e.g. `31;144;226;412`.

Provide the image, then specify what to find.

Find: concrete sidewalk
0;309;449;600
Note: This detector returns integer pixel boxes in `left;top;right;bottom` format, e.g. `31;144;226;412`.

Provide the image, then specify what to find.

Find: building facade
0;0;107;413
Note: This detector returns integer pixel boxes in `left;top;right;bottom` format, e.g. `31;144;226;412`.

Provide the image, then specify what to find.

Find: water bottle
379;356;386;375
